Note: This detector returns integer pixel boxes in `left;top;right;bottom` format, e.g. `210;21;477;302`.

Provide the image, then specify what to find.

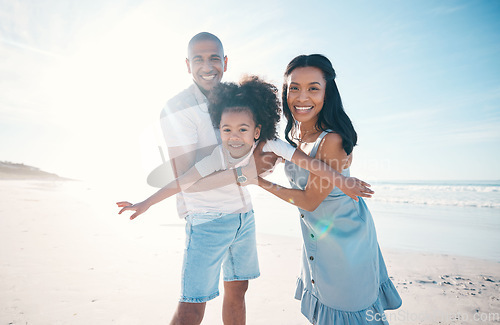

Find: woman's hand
116;201;151;220
253;141;279;176
337;176;373;201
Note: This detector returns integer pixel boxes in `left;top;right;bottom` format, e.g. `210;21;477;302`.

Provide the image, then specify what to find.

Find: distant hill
0;161;68;180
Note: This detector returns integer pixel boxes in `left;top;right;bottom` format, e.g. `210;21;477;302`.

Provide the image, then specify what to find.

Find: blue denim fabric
180;210;260;303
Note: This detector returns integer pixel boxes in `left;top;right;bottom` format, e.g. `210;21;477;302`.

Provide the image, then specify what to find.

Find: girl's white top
195;138;296;177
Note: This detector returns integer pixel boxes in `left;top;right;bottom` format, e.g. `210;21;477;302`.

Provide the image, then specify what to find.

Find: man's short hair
187;32;224;56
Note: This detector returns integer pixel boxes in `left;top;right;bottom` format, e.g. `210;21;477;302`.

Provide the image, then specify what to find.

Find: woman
257;54;402;324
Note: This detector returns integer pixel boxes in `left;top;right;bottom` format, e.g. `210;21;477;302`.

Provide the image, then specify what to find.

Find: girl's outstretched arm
116;167;202;220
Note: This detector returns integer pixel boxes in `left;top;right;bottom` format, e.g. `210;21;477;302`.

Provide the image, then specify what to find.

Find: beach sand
1;179;499;324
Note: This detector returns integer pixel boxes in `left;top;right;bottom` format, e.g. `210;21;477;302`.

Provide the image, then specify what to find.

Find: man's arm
158;143;215;182
159;101;216;179
167;144;200;177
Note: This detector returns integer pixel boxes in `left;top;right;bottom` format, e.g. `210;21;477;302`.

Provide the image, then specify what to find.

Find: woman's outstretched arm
258;133;359;211
263;138;372;201
288;148;372;201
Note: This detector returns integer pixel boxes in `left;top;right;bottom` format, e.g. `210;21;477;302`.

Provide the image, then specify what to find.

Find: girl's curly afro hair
208;75;281;141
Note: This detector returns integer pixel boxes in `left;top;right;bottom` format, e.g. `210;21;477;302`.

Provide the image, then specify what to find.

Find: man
160;32;257;325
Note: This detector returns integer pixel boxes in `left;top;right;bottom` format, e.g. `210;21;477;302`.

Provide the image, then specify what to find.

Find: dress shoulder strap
310;129;333;157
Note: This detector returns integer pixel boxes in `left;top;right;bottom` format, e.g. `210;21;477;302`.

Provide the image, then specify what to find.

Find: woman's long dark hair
282;54;357;155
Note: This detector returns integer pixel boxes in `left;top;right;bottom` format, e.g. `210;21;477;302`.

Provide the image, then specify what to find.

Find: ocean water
368;180;500;209
250;176;500;262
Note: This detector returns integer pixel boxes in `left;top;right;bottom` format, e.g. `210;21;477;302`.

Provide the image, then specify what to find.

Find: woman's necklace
293;128;320;143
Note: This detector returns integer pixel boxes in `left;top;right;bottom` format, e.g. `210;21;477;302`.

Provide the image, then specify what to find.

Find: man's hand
337;176;374;201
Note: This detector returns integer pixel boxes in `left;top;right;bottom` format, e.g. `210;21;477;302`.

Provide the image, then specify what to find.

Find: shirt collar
191;83;209;112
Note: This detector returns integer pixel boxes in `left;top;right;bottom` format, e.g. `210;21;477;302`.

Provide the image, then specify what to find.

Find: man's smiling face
186;39;227;96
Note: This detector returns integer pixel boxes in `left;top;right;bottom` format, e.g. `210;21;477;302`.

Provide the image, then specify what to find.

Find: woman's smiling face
286;66;326;125
220;108;261;159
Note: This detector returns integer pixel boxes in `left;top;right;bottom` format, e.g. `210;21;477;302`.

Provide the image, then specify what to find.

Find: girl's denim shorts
180;210;260;303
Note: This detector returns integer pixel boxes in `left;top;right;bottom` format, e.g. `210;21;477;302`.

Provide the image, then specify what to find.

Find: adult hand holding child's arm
250;140;280;177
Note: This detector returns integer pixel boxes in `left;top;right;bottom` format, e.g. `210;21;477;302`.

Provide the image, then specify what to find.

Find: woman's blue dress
284;131;402;324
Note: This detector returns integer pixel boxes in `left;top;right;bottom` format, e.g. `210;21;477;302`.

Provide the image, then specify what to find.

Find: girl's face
286;66;326;126
220;108;261;158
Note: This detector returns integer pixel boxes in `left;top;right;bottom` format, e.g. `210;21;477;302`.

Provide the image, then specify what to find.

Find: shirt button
309;256;314;261
311;279;315;284
300;214;304;218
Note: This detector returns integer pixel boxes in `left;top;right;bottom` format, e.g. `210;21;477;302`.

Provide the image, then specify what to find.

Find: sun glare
30;5;192;181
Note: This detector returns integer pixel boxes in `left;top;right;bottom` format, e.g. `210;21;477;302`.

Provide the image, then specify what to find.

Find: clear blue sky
1;0;499;183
